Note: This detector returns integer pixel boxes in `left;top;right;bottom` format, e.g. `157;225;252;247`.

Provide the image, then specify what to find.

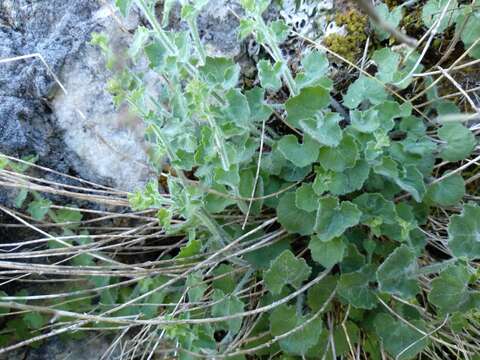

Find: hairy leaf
314;196;362;241
286;86;330;127
277;192;316;235
270;304;323;355
422;0;458;33
372;48;401;83
338;266;377;309
438;123;476;161
278;135;320;167
300;112;343;147
429;263;478;313
448;204;480;259
318;134;359;172
374;313;428;360
264;250;311;294
211;290;244;333
295;183;319;212
257;60;283;91
372;4;403;41
343;76;388;109
307;275;338;312
309;236;346;268
377;245;419;299
426;174;465;207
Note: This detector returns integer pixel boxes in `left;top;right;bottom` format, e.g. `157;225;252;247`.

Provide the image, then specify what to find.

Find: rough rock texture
164;0;244;58
0;0;100;171
0;336;119;360
192;0;244;57
52;7;154;192
0;0;153;194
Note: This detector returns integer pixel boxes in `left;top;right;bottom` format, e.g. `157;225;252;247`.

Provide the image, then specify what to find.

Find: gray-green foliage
78;0;480;358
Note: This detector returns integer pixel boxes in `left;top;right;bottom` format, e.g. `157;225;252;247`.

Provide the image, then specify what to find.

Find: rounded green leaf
295;183;319;212
438;123;476;161
428;263;477;313
376;245;419;299
422;0;458;33
343;76;388;109
448;204;480;259
277;192;316;235
318;134;359;172
299;112;343;147
286;86;330;128
314;197;362;241
278;135;320;168
309;236;346;268
307;275;338;312
270;304;323;355
264;250;312;294
338;266;377;309
426;173;465;207
374;313;428;360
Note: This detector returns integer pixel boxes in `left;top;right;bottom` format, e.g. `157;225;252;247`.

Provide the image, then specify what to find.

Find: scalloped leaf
422;0;459;33
307;275;338;312
299;112;343;147
277;192;316;235
448;204;480;259
426;174;465;207
318;134;359;172
309;236;346;268
286;86;330;128
270;304;323;355
338;266;377;309
428;263;479;313
438;123;476;161
377;245;419;299
314;196;362;241
374;313;428;360
264;250;312;294
257;60;283;91
295;183;319;212
278;135;320;167
343;76;388;109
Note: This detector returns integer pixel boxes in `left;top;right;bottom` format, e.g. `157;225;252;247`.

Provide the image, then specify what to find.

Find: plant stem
187;18;207;65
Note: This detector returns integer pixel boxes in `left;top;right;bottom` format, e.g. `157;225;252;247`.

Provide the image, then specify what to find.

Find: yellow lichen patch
323;10;367;61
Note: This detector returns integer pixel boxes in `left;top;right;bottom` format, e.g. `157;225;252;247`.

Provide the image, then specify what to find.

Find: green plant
2;0;480;358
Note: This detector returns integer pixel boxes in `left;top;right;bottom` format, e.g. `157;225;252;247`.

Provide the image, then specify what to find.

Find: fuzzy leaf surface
277;192;316;235
448;204;480;259
264;250;311;294
377;245;419;299
314;196;362;241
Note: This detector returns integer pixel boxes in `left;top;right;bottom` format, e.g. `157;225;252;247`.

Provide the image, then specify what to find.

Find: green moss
401;7;423;34
324;10;367;61
385;0;400;10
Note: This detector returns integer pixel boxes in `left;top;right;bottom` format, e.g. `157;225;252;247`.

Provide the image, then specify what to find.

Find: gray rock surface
0;0;98;175
0;335;119;360
0;0;153;194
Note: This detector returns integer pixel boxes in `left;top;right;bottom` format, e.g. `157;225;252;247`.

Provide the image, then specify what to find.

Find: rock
196;0;244;57
0;335;118;360
0;0;154;194
52;6;155;192
164;0;244;58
